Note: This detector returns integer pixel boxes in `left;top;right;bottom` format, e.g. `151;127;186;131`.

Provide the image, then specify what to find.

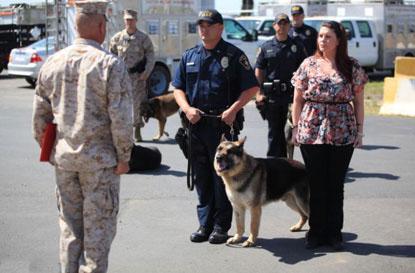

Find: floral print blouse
291;56;368;145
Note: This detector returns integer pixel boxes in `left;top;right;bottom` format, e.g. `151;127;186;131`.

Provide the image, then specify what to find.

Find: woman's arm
353;85;365;148
292;87;305;146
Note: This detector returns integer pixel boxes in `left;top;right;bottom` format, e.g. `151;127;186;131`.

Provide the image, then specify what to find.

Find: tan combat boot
134;127;142;142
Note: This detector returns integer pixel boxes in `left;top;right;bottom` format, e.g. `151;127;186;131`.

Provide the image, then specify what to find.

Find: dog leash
186;124;194;191
200;113;237;141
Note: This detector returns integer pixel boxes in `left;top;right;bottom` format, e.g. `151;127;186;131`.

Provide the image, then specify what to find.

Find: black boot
190;226;210;243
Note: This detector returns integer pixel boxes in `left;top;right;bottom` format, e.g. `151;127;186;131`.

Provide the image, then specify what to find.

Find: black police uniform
172;38;258;235
256;36;306;158
288;23;318;56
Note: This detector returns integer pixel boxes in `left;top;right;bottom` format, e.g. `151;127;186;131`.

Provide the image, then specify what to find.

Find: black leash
186;124;194;191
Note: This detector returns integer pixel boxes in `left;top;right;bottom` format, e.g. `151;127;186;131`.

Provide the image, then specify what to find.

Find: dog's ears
237;136;247;147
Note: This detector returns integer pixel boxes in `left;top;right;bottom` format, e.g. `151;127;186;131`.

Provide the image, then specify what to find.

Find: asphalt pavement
1;74;414;273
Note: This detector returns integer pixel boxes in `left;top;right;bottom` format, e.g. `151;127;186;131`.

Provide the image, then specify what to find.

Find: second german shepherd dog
214;136;310;247
140;92;179;141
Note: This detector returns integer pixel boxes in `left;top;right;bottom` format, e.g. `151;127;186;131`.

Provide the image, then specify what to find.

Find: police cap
197;9;223;25
291;5;304;15
275;13;290;24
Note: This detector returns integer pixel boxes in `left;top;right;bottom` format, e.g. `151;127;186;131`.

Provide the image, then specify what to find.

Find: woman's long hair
315;21;353;83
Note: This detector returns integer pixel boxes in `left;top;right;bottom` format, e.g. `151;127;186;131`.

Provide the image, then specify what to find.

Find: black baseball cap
275;13;290;24
291;5;304;15
197;9;223;25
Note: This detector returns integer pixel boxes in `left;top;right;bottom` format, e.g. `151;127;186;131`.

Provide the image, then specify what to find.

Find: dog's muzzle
215;155;232;172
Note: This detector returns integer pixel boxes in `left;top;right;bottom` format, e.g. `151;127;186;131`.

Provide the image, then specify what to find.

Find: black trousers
266;103;289;158
300;144;354;241
189;120;234;233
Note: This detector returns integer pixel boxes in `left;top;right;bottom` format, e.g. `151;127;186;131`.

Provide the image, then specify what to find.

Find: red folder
40;123;57;162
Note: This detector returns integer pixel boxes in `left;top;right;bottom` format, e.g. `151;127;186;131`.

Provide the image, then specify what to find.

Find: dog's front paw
290;224;303;232
152;135;162;141
242;239;255;247
226;235;243;245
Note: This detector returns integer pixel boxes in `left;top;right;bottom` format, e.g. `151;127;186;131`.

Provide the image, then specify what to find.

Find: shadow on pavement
128;164;186;177
361;145;399;151
254;232;414;264
140;138;177;145
345;170;400;183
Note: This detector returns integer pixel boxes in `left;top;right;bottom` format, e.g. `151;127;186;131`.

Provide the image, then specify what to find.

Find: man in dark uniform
288;5;318;56
173;9;259;244
255;13;306;158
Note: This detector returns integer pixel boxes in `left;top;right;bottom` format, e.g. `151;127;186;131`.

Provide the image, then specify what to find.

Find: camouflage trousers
131;77;147;128
55;167;120;273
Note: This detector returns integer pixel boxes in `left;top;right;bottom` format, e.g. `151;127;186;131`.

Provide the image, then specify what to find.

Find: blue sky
0;0;252;12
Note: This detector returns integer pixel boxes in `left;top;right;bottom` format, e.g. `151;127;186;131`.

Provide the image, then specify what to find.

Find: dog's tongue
218;161;227;171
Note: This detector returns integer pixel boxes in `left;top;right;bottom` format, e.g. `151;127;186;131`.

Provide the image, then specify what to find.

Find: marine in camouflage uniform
109;9;155;142
32;1;133;272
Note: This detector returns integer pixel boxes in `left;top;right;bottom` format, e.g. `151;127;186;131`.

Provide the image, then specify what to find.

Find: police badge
306;29;311;36
221;56;229;69
239;54;251;70
291;45;297;53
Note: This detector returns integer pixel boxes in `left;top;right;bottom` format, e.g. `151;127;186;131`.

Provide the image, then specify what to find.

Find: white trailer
47;0;200;96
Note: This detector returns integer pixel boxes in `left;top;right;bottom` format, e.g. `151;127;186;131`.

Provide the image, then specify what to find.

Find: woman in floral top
291;21;368;251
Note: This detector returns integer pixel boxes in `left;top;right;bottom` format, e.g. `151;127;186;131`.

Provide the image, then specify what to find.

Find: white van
304;16;379;69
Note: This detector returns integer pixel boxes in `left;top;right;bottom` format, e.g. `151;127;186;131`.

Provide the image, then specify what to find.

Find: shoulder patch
239;54;251;70
291;45;297;53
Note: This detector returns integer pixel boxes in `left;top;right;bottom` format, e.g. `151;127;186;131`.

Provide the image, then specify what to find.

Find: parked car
222;16;260;65
235;16;275;41
7;36;55;87
304;16;379;69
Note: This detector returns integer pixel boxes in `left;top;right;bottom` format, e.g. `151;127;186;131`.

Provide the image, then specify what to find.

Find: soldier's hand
221;108;237;126
138;73;147;81
256;94;266;106
185;107;203;124
115;161;130;175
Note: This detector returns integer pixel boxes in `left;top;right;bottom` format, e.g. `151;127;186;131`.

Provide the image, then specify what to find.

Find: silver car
8;37;55;87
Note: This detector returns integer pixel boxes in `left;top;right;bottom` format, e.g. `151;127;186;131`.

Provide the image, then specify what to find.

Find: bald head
76;13;106;43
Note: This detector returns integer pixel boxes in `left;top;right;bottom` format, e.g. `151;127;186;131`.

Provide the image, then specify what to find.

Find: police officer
255;13;306;158
110;9;155;142
32;1;133;272
173;9;259;244
288;5;318;56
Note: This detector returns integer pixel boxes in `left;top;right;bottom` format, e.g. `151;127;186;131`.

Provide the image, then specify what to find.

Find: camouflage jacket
109;29;155;80
32;38;133;171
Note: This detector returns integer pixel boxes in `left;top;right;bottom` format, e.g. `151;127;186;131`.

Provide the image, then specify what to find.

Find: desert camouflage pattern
110;29;155;127
55;167;119;273
32;38;134;172
75;0;108;16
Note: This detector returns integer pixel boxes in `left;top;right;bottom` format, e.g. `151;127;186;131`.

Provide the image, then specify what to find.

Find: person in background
32;1;133;272
291;20;368;251
110;9;155;142
255;13;306;158
173;9;259;244
289;5;318;56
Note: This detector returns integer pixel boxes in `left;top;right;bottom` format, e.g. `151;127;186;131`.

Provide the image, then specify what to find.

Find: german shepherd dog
214;136;309;247
141;92;179;140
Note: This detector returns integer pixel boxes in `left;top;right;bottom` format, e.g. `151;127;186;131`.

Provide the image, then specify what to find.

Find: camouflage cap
291;5;304;15
124;9;137;20
75;0;108;15
275;13;290;24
